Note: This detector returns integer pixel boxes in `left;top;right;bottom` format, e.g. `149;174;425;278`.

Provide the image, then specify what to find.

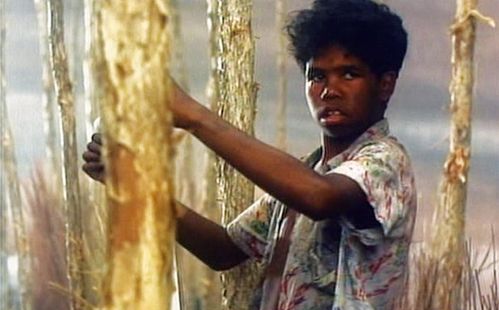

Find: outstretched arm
171;81;372;222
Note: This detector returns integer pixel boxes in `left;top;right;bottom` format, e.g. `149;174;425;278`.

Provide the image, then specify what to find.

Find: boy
82;0;417;308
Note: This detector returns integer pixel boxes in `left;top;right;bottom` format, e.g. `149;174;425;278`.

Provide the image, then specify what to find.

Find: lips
318;108;347;125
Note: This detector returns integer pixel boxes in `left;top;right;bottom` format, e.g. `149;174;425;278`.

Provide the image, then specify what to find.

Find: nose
320;85;340;100
320;87;329;100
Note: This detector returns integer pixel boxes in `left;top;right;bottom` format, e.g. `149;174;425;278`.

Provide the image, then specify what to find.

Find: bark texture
34;0;61;184
210;1;262;309
46;0;85;307
98;1;176;309
430;0;479;308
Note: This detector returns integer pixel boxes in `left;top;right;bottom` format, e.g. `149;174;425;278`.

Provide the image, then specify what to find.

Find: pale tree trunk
275;0;287;151
211;1;262;309
0;2;31;309
45;0;85;308
97;1;176;309
66;0;84;87
33;0;62;186
430;0;480;308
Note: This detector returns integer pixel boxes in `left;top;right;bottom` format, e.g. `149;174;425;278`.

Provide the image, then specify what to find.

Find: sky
3;0;499;244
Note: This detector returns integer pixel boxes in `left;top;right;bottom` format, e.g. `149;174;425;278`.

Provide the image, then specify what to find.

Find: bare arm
172;83;373;222
82;137;248;270
176;203;248;271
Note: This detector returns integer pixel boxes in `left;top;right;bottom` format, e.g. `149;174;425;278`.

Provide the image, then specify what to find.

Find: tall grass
24;168;69;310
397;234;499;309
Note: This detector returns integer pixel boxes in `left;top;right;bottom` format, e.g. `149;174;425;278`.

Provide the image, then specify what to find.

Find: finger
82;162;105;183
87;141;102;155
82;161;104;173
92;133;102;144
82;150;101;162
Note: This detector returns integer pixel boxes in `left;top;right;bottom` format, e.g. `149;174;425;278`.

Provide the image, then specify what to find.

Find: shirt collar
304;119;390;169
325;118;390;168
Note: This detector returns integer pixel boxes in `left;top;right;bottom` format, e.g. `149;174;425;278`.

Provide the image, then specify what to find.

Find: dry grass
23;167;69;310
398;233;499;309
20;167;499;310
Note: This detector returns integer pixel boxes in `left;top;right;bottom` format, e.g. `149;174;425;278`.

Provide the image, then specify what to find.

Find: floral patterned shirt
226;119;417;310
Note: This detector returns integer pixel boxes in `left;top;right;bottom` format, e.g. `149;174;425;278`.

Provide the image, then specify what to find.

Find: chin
322;125;363;141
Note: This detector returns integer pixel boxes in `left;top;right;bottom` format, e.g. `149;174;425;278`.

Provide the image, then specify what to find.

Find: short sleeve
331;141;416;240
226;194;277;260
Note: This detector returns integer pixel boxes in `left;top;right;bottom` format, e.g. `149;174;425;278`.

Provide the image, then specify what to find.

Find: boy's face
305;45;395;142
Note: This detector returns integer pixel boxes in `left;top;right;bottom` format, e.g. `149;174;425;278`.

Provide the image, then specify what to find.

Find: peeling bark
431;0;479;308
98;1;176;309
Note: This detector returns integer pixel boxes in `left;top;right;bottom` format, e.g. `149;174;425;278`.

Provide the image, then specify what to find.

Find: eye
307;70;326;83
343;69;360;80
343;72;356;80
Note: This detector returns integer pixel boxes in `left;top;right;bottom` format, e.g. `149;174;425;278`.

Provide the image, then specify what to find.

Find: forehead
306;45;369;70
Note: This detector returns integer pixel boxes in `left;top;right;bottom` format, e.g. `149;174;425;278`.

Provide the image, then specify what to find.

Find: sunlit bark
430;0;481;308
98;1;176;309
210;1;262;309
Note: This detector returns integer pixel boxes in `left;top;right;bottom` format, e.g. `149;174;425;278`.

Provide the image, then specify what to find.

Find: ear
378;71;397;103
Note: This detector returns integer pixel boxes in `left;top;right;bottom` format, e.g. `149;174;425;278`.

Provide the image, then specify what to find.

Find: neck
320;134;354;164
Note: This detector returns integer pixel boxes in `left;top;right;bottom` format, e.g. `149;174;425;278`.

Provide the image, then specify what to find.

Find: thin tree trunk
45;0;85;308
97;1;176;309
33;0;61;185
430;0;478;308
275;0;287;151
211;1;262;309
66;1;84;87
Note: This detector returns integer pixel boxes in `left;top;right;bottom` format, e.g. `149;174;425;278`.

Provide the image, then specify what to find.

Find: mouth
318;108;347;126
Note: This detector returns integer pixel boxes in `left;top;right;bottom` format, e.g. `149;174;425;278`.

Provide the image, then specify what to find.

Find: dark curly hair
286;0;408;76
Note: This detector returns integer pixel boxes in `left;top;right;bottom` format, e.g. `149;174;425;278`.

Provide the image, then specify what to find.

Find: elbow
305;206;331;221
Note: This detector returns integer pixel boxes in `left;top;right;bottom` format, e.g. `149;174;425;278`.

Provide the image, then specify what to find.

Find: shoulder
348;135;413;172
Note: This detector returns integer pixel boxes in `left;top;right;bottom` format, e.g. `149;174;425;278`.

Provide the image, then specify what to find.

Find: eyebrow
306;64;363;75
